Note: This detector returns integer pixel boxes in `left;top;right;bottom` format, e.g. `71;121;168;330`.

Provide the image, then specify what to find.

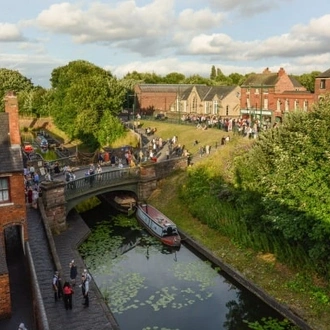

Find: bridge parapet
40;157;188;233
65;167;140;200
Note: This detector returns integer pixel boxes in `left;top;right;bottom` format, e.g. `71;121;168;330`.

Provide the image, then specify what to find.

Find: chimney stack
4;91;21;146
278;67;286;77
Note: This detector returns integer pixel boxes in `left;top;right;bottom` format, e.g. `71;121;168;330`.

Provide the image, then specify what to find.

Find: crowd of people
24;164;42;209
52;260;92;311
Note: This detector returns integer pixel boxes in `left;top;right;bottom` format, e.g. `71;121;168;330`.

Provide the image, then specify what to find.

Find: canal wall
179;230;313;330
25;242;50;330
37;190;313;330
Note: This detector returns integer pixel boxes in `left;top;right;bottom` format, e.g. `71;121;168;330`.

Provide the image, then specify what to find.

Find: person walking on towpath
52;271;62;301
81;274;89;307
63;281;74;310
70;260;78;287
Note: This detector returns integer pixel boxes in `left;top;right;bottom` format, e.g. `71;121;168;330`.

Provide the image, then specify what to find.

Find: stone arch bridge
39;158;187;233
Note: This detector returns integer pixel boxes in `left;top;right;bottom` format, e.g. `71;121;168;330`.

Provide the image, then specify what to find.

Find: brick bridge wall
40;158;188;233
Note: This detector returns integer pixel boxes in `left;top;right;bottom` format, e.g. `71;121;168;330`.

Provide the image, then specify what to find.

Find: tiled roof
200;86;237;101
181;85;237;101
317;68;330;78
288;76;304;88
242;73;303;88
241;73;279;87
138;84;202;93
0;113;23;173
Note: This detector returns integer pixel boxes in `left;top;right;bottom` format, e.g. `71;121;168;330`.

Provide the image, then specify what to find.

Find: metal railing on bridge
64;167;140;200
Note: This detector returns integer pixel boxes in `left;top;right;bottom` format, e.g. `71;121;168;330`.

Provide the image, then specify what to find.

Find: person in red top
62;282;74;310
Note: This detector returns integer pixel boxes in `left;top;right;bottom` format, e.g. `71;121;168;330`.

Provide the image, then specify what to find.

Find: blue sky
1;0;330;88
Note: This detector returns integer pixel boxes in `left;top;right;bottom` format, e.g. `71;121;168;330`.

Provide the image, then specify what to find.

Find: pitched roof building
240;67;314;122
0;91;27;319
134;83;241;118
179;85;240;117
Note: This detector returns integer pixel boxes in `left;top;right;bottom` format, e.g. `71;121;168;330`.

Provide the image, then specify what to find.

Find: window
263;98;268;110
320;79;326;89
213;100;219;114
226;105;229;116
255;88;259;94
0;178;9;203
277;99;281;111
304;100;308;111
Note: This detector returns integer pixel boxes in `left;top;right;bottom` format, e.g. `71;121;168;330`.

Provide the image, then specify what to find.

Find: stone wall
153;157;187;180
137;157;187;201
40;180;67;233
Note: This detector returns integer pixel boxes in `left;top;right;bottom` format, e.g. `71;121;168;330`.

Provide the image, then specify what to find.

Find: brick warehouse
0;91;27;319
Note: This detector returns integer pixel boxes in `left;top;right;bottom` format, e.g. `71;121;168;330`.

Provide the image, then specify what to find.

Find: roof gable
0;112;23;173
137;84;198;93
195;85;237;101
317;69;330;78
242;73;279;87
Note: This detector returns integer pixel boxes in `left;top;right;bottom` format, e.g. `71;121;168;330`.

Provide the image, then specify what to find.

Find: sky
1;0;330;88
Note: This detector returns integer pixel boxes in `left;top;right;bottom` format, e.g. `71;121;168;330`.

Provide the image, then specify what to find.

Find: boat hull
103;192;137;215
136;204;181;247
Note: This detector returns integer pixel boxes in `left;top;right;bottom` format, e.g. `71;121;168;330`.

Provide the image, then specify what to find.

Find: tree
163;72;186;84
296;71;321;92
228;72;245;85
210;65;217;80
96;110;126;147
0;68;34;112
234;95;330;272
50;60;126;145
183;74;211;85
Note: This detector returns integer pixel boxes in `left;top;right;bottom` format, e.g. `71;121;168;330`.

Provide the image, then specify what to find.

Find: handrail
65;167;140;199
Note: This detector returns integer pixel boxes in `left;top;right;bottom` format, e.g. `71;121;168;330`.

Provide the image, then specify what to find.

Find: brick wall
0;175;28;240
138;92;177;114
0;274;11;319
314;78;330;101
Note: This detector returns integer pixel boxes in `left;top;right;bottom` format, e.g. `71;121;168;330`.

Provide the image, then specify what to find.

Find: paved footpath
27;207;119;330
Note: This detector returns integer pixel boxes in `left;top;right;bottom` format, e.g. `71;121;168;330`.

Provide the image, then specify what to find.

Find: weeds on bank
147;138;330;329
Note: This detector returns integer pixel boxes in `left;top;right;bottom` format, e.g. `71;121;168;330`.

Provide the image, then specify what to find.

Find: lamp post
132;93;135;123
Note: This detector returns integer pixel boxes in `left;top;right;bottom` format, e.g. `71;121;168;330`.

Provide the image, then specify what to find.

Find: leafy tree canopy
295;71;321;92
0;68;35;112
234;95;330;265
49;60;126;146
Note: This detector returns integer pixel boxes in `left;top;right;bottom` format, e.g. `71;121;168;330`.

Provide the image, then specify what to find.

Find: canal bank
37;200;120;330
40;196;313;330
180;231;313;330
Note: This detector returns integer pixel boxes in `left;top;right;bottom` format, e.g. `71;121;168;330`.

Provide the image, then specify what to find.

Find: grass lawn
134;119;232;156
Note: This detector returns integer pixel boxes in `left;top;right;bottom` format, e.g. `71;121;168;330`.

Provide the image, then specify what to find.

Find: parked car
155;113;167;120
35;135;48;149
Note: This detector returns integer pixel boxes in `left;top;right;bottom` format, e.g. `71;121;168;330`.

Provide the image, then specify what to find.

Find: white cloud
178;8;224;30
207;0;289;15
34;1;175;43
0;23;24;41
185;14;330;62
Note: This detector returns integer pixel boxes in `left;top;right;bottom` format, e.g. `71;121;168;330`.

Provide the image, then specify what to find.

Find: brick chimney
263;67;271;74
278;67;286;77
4;91;21;145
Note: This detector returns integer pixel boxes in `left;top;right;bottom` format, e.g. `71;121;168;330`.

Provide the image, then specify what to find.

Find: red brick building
240;67;314;123
314;68;330;100
0;91;27;319
134;84;194;115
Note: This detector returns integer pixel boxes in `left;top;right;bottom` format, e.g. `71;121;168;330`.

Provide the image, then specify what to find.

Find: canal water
79;203;291;330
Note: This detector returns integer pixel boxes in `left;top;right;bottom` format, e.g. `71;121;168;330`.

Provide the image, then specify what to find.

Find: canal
79;202;294;330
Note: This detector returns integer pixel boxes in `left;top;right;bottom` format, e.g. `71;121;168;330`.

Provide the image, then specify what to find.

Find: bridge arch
40;158;188;233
